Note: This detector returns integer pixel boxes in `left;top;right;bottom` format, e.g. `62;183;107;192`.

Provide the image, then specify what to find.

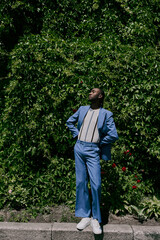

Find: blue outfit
66;105;118;223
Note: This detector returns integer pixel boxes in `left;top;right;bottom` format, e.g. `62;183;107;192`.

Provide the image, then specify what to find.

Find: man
66;88;118;234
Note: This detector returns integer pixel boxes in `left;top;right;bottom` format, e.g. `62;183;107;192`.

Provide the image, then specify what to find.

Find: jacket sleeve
66;107;81;138
100;112;119;146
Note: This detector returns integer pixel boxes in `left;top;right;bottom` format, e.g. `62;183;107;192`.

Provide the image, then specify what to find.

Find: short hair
98;88;105;106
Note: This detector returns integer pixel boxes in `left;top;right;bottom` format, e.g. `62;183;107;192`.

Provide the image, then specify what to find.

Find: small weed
0;215;4;222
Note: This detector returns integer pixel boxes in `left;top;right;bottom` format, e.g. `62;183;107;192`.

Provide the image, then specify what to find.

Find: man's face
88;88;102;102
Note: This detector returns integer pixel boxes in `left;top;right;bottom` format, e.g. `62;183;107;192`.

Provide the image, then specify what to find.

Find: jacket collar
97;107;106;130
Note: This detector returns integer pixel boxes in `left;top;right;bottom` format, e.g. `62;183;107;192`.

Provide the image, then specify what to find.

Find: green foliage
0;0;160;212
0;44;9;114
0;0;43;50
0;156;75;209
101;146;153;215
8;210;33;223
131;196;160;220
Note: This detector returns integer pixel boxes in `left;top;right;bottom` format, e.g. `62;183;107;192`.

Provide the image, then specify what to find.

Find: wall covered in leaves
0;0;160;210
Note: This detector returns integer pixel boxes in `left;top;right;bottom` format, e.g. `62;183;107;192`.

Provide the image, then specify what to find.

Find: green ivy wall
0;0;160;210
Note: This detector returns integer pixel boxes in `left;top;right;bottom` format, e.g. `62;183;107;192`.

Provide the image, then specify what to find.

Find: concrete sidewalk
0;222;160;240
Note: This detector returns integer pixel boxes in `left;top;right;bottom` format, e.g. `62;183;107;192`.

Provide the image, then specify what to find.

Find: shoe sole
77;228;83;231
93;231;102;235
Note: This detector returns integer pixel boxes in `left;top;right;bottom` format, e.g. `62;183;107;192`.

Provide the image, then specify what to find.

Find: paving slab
103;224;133;240
0;222;52;240
51;223;133;240
133;225;160;240
52;223;93;240
0;222;160;240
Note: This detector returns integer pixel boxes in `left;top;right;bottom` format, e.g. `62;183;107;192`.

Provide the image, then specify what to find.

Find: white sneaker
91;218;102;234
77;217;91;230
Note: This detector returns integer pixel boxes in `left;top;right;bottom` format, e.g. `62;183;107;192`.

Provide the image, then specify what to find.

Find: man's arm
66;107;81;138
100;112;118;146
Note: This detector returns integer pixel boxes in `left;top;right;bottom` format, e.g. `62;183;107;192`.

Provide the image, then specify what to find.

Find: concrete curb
0;222;160;240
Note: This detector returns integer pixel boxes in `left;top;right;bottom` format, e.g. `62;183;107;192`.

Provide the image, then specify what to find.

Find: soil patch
0;205;159;226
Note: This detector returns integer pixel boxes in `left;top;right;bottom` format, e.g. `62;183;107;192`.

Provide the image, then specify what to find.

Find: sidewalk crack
130;225;134;240
51;223;54;240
